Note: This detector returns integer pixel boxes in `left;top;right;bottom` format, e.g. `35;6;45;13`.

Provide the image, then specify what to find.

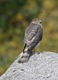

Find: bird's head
31;18;42;24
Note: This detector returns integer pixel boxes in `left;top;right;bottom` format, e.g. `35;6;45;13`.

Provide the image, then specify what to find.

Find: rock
0;52;58;80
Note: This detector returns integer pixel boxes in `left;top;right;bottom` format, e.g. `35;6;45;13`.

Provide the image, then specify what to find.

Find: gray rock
0;52;58;80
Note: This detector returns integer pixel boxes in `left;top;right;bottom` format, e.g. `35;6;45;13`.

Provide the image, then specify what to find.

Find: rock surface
0;52;58;80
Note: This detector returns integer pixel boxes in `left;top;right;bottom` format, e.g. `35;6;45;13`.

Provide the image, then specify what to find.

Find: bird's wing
24;23;43;46
24;26;39;43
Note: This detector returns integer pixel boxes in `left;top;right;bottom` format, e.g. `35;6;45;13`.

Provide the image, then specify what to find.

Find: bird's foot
18;52;30;63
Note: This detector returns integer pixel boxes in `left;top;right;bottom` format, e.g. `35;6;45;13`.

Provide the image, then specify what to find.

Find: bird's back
24;22;43;49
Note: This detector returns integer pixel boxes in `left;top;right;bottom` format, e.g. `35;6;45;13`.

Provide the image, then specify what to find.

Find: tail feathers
18;50;33;63
18;52;30;63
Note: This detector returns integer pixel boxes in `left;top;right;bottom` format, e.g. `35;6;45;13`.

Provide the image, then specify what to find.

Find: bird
18;18;43;63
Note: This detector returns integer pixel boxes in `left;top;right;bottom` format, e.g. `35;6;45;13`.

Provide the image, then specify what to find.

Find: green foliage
0;0;58;76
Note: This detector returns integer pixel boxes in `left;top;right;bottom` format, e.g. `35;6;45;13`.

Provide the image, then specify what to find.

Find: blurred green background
0;0;58;76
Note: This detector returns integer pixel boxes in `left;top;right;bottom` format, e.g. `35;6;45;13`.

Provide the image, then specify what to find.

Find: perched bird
18;18;43;63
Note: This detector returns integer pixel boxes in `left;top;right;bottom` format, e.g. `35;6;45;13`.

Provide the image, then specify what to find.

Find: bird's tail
18;44;33;63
